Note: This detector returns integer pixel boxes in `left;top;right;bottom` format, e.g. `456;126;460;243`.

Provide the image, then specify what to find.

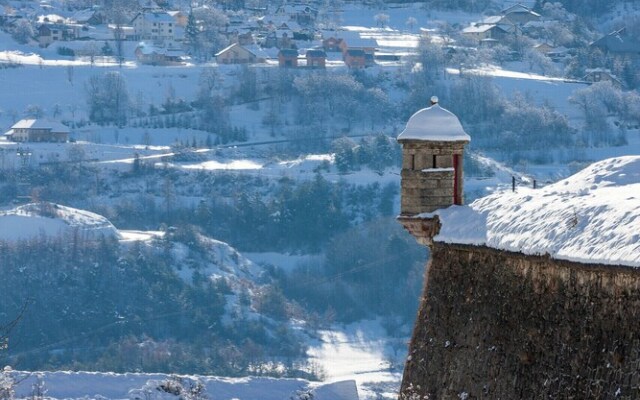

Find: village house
344;48;366;69
135;42;185;65
230;29;254;46
69;8;103;25
274;4;317;25
321;31;376;67
500;3;541;25
533;42;555;54
590;27;640;63
335;31;377;55
4;119;70;142
322;35;342;52
305;49;326;68
278;48;298;67
257;17;303;49
322;31;377;55
462;23;509;41
533;43;569;61
462;5;536;45
583;68;623;88
37;23;84;47
37;24;62;47
215;42;262;64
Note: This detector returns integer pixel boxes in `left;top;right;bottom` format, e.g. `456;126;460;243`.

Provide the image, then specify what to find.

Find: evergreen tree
185;9;200;57
101;41;113;56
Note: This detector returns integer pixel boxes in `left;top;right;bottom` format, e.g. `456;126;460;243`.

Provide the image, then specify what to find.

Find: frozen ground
307;319;405;400
11;371;359;400
7;318;400;399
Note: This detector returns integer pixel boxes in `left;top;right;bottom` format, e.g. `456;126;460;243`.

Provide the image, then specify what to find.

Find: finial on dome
430;96;439;105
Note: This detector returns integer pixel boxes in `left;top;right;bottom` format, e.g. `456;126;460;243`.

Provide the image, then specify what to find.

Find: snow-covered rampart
426;156;640;267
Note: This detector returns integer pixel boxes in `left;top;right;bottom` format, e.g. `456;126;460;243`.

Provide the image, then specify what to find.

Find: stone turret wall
400;243;640;400
400;169;455;215
399;140;466;215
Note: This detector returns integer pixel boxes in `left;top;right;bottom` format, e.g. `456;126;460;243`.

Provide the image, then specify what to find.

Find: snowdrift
0;202;120;241
431;156;640;267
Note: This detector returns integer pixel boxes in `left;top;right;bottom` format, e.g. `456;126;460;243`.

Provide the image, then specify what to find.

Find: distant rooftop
591;27;640;54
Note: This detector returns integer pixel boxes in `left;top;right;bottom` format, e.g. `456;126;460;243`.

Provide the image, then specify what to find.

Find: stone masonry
399;243;640;400
399;140;465;216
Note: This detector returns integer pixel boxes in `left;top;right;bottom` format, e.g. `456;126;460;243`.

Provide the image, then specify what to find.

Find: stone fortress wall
395;98;640;400
399;243;640;400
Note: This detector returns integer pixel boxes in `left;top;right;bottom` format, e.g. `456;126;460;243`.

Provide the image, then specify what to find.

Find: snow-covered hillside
0;202;120;241
0;203;402;399
431;156;640;267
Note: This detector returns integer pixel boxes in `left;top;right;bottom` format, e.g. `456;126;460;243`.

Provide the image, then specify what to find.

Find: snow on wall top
0;203;120;241
397;103;471;142
426;156;640;267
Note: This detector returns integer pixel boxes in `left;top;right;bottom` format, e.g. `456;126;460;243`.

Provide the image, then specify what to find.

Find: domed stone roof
397;100;470;142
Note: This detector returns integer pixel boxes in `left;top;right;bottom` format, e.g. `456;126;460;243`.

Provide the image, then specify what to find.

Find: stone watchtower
397;97;470;245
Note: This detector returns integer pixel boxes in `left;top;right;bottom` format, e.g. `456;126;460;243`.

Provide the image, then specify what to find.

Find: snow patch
0;203;120;241
12;371;359;400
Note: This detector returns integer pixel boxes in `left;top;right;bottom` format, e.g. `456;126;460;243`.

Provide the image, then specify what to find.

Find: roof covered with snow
10;119;70;132
501;3;540;16
462;23;508;34
427;156;640;267
591;27;640;53
140;11;173;23
397;102;471;142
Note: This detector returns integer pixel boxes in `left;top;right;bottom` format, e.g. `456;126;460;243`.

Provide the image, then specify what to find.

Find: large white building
4;119;70;142
131;11;177;46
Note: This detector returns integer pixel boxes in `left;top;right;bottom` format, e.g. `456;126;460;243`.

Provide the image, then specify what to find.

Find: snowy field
11;371;359;400
307;320;405;400
7;320;401;400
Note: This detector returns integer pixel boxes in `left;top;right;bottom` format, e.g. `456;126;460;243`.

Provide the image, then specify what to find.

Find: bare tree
66;65;74;85
86;72;130;126
374;13;389;27
1;301;29;352
12;20;34;44
406;16;417;32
